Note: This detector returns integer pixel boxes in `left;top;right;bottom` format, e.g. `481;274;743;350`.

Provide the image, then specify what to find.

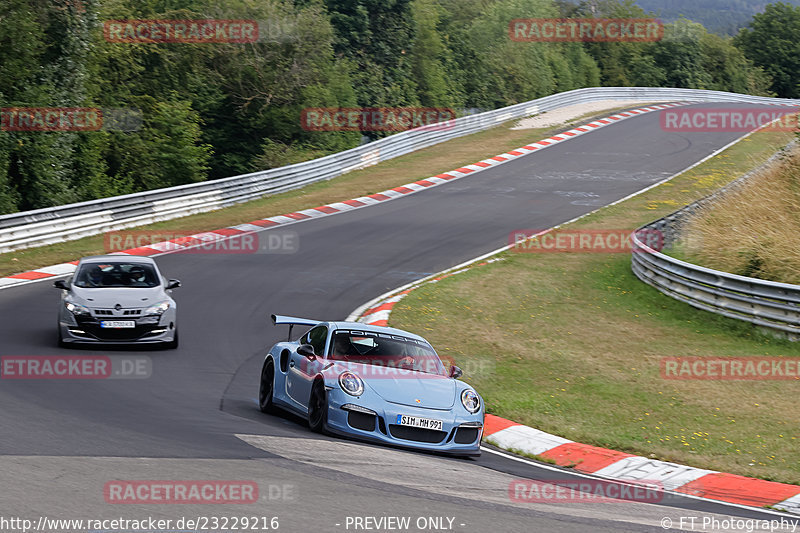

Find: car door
286;324;328;410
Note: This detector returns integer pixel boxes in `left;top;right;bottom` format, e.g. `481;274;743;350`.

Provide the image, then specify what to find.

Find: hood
331;361;455;409
69;286;168;308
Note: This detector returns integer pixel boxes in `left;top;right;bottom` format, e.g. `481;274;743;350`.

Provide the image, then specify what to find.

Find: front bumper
59;313;176;344
325;387;483;456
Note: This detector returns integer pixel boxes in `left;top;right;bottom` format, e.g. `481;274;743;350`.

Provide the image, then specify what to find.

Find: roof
78;255;157;264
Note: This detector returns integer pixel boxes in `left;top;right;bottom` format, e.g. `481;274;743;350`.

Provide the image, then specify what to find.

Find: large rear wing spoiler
271;314;322;340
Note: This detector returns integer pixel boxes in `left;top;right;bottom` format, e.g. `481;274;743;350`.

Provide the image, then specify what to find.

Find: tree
197;0;360;174
112;97;211;191
326;0;419;108
1;0;104;210
577;0;665;87
735;2;800;98
409;0;462;107
443;0;601;108
700;32;773;95
0;135;19;214
0;0;47;213
651;19;714;89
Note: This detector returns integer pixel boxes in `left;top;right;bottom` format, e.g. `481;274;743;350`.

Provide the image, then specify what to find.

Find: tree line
0;0;796;215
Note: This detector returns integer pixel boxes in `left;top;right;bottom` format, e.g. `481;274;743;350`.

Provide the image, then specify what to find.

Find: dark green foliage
735;2;800;98
0;0;791;214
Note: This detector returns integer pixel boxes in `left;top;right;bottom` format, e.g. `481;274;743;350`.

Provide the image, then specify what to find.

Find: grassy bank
678;146;800;284
391;129;800;484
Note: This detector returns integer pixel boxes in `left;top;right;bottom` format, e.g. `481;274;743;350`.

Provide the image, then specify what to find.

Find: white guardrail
631;145;800;339
2;87;799;254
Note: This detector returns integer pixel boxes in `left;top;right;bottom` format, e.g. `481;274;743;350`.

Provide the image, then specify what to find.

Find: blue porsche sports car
258;315;484;456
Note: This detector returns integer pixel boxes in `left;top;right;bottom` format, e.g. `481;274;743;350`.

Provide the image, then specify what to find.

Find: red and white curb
0;102;687;291
482;414;800;513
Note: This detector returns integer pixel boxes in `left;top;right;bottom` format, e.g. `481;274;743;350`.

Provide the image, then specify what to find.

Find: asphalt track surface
0;103;795;532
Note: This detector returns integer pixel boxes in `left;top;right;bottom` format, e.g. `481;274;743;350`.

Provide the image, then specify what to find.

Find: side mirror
297;344;316;360
54;280;69;290
166;279;181;290
449;365;463;379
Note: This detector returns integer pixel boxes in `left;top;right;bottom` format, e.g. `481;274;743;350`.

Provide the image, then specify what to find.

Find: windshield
73;262;160;288
329;330;446;376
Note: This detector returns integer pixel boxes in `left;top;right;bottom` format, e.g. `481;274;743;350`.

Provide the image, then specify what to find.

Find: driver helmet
129;265;146;283
87;265;103;285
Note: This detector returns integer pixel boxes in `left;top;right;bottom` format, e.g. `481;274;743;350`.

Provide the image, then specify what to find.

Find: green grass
391;128;800;484
0;103;652;278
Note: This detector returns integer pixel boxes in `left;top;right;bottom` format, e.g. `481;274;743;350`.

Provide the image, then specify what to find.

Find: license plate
100;320;136;329
396;415;443;431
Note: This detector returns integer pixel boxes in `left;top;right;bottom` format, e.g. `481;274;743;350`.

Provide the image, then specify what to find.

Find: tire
259;359;275;414
57;328;66;348
308;379;327;433
165;328;179;350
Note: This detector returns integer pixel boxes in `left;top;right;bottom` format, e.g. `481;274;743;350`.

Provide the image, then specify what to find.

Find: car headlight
461;389;481;413
65;301;90;316
144;301;170;316
338;371;364;396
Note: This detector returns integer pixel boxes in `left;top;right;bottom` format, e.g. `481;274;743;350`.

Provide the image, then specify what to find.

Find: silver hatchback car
54;255;180;348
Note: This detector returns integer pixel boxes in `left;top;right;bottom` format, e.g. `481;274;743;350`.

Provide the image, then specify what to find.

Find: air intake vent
388;425;446;443
347;411;376;431
454;427;480;444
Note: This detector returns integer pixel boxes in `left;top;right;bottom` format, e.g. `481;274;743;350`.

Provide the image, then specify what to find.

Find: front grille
347;411;376;431
93;309;142;317
454;427;480;444
77;318;159;341
388;424;446;444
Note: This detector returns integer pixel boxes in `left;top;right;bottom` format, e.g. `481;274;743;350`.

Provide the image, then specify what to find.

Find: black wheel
57;328;66;348
259;359;275;413
165;328;179;349
308;379;327;433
